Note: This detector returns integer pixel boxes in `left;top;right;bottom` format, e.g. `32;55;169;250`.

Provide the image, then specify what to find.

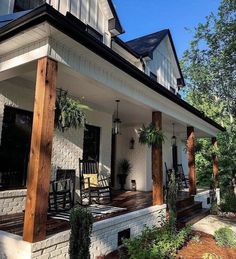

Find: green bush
69;207;94;259
123;224;192;259
214;227;236;248
220;190;236;213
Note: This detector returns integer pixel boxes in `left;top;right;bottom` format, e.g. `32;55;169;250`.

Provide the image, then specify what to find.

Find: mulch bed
103;231;236;259
177;231;236;259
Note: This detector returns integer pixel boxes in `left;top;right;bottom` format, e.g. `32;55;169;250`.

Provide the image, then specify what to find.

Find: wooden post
187;126;196;195
212;137;219;185
152;111;163;205
23;57;58;243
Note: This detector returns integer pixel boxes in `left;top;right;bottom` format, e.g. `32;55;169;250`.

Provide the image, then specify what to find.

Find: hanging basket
138;123;165;147
55;89;90;132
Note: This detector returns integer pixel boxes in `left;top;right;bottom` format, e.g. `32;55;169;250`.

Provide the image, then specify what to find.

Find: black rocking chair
48;169;76;212
79;159;111;205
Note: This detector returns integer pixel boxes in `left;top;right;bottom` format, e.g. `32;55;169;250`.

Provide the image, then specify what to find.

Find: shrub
220;190;236;213
123;224;192;259
69;207;94;259
214;227;236;248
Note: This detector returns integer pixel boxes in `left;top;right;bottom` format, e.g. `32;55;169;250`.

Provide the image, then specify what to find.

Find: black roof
0;4;225;132
126;29;169;57
0;10;30;28
126;29;185;86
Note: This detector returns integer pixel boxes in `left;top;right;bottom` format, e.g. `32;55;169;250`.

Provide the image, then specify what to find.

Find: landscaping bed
104;230;236;259
177;231;236;259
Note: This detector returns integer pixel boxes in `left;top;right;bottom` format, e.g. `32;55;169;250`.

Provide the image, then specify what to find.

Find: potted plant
138;123;165;147
117;159;132;190
55;89;90;132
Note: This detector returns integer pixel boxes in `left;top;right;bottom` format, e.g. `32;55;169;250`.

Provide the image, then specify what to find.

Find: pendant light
171;123;177;146
113;100;121;135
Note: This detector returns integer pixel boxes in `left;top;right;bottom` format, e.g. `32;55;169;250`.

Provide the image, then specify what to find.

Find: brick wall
194;188;220;209
0;189;26;215
0;205;166;259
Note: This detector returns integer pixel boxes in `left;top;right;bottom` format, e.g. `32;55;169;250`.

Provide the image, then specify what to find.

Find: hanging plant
55;89;90;132
138;123;165;147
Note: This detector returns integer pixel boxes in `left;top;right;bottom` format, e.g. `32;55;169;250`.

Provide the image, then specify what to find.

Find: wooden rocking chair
79;159;111;205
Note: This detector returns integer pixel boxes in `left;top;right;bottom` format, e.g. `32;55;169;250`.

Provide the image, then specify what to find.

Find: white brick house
0;1;224;258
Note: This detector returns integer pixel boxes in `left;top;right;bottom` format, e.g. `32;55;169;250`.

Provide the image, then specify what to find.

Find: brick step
177;201;202;219
178;208;210;228
176;196;194;208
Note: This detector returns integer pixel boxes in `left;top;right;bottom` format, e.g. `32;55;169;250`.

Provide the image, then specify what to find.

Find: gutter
0;4;225;132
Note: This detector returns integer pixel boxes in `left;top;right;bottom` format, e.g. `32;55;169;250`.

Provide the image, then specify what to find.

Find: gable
155;35;180;79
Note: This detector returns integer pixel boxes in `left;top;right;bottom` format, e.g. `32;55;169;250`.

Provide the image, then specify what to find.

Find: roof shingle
125;29;169;57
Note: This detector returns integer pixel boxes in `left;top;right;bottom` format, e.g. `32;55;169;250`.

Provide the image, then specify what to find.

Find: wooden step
178;208;210;227
177;201;202;219
176;196;194;208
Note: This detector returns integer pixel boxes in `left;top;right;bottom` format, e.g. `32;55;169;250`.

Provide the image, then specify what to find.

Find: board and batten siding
47;0;109;44
146;36;180;93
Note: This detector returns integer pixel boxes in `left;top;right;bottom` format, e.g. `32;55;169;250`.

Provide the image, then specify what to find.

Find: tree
182;0;236;192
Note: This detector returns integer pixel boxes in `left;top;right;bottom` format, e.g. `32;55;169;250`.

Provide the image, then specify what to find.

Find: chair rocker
79;159;111;205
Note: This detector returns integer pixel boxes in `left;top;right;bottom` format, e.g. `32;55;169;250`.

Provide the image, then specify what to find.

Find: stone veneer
0;189;26;215
0;204;166;259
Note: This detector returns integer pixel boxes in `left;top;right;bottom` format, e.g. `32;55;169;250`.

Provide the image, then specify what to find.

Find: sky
112;0;221;58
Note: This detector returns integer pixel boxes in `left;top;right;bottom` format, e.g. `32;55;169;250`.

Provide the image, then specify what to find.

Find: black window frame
86;25;103;42
150;72;157;81
83;124;101;163
13;0;45;12
170;86;176;94
0;105;33;190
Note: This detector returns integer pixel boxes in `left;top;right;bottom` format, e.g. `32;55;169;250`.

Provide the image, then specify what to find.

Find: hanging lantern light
171;123;177;146
113;100;122;135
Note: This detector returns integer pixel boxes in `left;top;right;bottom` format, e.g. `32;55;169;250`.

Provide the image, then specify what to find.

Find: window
150;72;157;81
83;125;100;162
86;25;103;42
0;106;33;189
170;87;176;94
13;0;45;12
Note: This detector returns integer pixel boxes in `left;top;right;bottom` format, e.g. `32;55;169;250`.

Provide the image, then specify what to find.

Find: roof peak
125;29;169;44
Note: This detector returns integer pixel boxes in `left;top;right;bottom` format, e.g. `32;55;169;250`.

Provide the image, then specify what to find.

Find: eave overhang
0;4;225;133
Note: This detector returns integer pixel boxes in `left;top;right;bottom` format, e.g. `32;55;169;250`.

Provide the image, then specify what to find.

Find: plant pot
118;174;127;190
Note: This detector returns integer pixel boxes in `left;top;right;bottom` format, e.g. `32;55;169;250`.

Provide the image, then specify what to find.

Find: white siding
146;36;180;93
47;0;110;44
0;0;12;15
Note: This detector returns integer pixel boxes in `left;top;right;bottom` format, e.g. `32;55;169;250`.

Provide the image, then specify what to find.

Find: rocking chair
79;159;111;205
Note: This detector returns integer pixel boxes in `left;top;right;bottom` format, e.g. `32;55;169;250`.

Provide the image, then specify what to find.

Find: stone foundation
0;204;166;259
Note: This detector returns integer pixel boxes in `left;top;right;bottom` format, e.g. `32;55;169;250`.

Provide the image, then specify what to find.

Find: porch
0;188;218;237
0;17;223;258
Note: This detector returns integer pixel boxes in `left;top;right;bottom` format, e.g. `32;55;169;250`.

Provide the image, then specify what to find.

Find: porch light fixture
113;100;122;135
171;123;177;146
129;137;135;149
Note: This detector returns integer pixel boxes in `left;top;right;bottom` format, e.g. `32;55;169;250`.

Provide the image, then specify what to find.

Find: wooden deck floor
0;191;191;237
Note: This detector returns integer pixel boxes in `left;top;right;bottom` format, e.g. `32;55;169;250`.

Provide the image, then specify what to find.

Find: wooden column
212;137;219;185
152;111;163;205
187;126;196;195
23;57;58;242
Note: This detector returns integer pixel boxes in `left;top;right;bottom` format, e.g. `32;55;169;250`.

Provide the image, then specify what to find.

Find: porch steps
177;201;202;219
176;193;210;227
178;208;210;227
176;196;194;208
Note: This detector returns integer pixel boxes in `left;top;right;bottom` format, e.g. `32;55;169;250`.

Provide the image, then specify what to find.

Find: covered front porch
0;21;223;258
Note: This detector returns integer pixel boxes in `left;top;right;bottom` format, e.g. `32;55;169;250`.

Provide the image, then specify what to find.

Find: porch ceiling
1;62;214;138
